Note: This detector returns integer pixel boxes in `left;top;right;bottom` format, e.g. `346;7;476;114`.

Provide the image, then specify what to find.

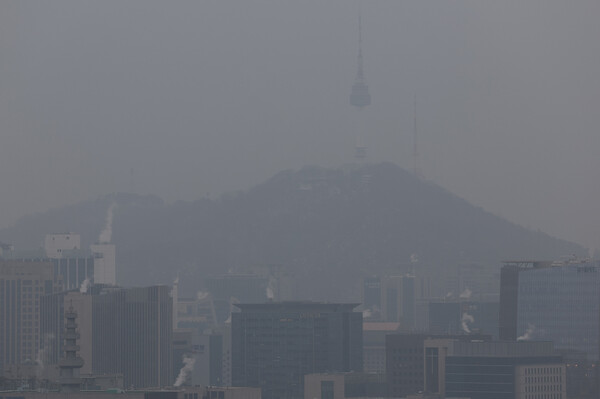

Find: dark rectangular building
386;333;491;398
232;302;362;399
425;339;565;399
93;285;173;389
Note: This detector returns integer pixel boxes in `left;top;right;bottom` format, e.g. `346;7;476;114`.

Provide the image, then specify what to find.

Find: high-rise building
41;285;172;389
499;259;600;361
0;260;63;374
424;339;565;399
232;302;363;399
93;285;173;388
386;333;491;398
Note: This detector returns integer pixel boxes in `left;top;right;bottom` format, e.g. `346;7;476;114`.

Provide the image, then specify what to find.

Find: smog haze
2;0;600;250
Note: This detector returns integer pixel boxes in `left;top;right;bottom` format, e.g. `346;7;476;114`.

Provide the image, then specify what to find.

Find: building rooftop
234;301;360;312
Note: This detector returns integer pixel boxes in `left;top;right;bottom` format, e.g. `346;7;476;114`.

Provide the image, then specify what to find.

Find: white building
90;243;116;285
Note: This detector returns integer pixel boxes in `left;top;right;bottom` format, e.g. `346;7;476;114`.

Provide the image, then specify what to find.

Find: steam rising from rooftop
98;202;116;244
173;355;195;387
461;312;474;334
518;324;536;341
80;277;90;294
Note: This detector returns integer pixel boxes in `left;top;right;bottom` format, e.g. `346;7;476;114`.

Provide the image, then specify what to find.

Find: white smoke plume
459;287;472;299
174;355;196;387
461;312;475;333
98;202;116;244
518;324;536;341
80;278;91;294
266;277;276;300
362;309;372;319
197;291;209;301
36;333;55;377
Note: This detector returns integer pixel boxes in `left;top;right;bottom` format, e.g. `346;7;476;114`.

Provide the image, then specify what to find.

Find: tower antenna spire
351;2;369;98
350;1;371;160
412;94;420;177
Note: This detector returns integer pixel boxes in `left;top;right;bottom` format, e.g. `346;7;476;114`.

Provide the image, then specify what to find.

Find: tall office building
500;259;600;361
424;339;565;399
93;285;173;388
232;302;363;399
41;285;172;388
386;333;492;398
0;260;63;374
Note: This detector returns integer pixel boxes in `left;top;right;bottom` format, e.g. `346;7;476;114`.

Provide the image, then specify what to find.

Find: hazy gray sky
1;1;600;251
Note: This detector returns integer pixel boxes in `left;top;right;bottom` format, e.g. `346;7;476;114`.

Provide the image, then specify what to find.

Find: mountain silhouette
0;163;585;301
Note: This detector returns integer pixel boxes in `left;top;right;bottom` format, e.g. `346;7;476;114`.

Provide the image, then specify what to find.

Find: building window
321;380;334;399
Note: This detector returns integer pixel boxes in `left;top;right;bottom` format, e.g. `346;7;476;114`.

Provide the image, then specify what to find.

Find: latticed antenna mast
413;95;419;176
350;4;371;109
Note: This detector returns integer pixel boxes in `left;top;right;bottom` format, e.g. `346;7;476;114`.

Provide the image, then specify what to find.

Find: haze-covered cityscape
1;1;600;399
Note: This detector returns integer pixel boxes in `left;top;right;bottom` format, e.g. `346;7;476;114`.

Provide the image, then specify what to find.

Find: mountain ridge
0;163;586;300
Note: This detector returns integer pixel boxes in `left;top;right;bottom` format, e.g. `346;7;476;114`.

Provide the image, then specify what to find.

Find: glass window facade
517;264;600;361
